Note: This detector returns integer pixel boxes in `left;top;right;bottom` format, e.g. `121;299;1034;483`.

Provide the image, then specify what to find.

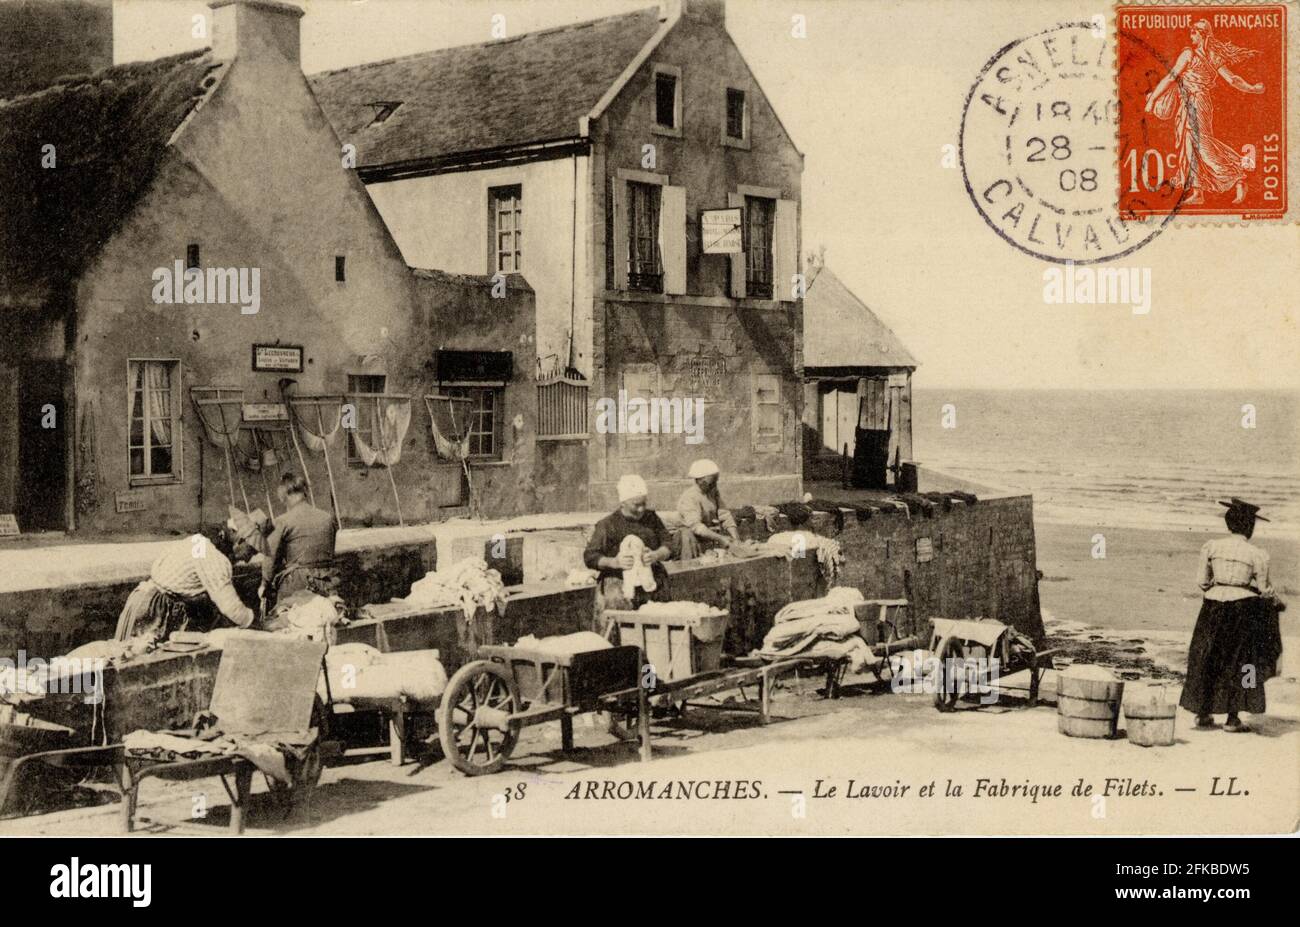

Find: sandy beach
1036;521;1298;634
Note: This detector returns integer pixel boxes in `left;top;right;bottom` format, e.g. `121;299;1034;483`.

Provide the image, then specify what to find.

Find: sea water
915;388;1299;538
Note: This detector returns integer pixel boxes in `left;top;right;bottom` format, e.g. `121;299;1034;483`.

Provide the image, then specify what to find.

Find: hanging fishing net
288;396;345;454
424;394;473;461
350;394;412;467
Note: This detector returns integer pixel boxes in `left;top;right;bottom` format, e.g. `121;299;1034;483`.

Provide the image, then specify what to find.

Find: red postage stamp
1117;4;1290;219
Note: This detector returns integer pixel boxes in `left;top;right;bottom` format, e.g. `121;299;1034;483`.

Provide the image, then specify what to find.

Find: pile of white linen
758;587;878;673
400;557;508;620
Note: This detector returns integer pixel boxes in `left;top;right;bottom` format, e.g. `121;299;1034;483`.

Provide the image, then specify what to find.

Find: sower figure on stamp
1181;498;1286;733
1144;19;1265;205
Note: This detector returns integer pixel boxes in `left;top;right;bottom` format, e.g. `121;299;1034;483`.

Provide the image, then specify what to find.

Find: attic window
367;101;402;126
335;256;346;282
186;244;200;269
652;64;682;135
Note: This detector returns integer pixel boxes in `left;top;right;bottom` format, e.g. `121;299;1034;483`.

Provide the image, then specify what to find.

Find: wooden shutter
612;178;629;291
774;198;798;302
661;185;687;295
751;371;782;452
727;192;746;299
621;363;659;459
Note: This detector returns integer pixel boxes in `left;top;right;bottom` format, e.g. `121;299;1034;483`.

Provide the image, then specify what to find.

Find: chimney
680;0;725;26
208;0;304;66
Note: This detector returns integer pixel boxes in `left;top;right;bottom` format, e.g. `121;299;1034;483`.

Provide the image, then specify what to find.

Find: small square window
655;72;677;129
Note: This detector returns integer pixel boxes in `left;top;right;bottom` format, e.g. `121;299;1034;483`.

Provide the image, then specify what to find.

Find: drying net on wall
349;393;412;467
287;395;345;454
423;393;473;461
189;386;253;513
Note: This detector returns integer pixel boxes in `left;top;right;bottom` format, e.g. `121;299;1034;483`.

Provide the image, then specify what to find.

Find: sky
112;0;1300;391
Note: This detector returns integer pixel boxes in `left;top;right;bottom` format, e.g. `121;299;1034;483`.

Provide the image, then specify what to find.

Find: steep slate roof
804;266;918;370
0;50;224;310
309;7;664;169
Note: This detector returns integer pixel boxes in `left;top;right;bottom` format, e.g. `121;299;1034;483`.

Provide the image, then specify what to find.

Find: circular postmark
960;22;1177;264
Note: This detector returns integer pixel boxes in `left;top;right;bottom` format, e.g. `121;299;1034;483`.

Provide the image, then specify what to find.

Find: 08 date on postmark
1117;3;1296;221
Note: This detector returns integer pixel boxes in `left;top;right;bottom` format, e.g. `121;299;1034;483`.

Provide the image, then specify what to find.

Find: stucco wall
363;157;593;377
67;33;550;533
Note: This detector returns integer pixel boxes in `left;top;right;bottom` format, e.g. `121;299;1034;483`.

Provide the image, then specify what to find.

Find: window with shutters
128;359;182;484
489;184;522;274
745;196;775;299
627;181;663;293
751;372;782;452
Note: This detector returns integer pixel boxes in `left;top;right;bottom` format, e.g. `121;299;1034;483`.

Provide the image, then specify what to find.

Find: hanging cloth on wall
350;395;412;467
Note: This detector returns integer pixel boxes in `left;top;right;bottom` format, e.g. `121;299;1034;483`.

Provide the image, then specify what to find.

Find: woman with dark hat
1180;498;1285;733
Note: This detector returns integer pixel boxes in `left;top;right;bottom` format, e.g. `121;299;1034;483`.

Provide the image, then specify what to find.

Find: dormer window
367;101;402;126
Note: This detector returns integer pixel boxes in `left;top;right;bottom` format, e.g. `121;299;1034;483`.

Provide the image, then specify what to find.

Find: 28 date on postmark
1117;3;1295;221
960;22;1175;264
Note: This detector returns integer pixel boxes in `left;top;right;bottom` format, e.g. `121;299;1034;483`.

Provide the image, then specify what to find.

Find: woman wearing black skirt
1181;498;1285;733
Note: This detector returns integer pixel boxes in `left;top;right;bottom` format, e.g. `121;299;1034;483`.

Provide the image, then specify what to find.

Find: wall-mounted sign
700;208;743;254
684;354;727;394
915;537;933;563
242;402;289;423
436;350;513;383
114;490;149;514
0;514;19;537
252;344;304;372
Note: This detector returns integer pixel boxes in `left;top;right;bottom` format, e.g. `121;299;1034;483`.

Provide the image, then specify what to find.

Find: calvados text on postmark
1117;3;1293;221
961;22;1174;265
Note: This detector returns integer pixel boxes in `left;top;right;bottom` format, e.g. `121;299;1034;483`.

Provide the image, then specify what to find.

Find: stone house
311;0;806;510
0;0;545;534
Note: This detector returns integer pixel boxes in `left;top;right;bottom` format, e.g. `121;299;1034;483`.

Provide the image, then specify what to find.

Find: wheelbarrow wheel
933;635;962;712
438;661;520;776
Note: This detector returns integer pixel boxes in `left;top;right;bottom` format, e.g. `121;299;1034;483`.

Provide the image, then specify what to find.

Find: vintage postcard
0;0;1296;851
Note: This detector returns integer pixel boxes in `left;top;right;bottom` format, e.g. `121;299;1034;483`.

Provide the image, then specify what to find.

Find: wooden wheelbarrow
929;617;1059;711
3;633;334;834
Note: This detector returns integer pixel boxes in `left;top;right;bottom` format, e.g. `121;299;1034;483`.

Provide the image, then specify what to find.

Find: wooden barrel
1124;695;1177;747
1057;672;1124;739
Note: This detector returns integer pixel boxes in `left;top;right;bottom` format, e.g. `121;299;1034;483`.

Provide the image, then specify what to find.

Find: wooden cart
436;643;649;776
929;617;1059;711
0;634;330;833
